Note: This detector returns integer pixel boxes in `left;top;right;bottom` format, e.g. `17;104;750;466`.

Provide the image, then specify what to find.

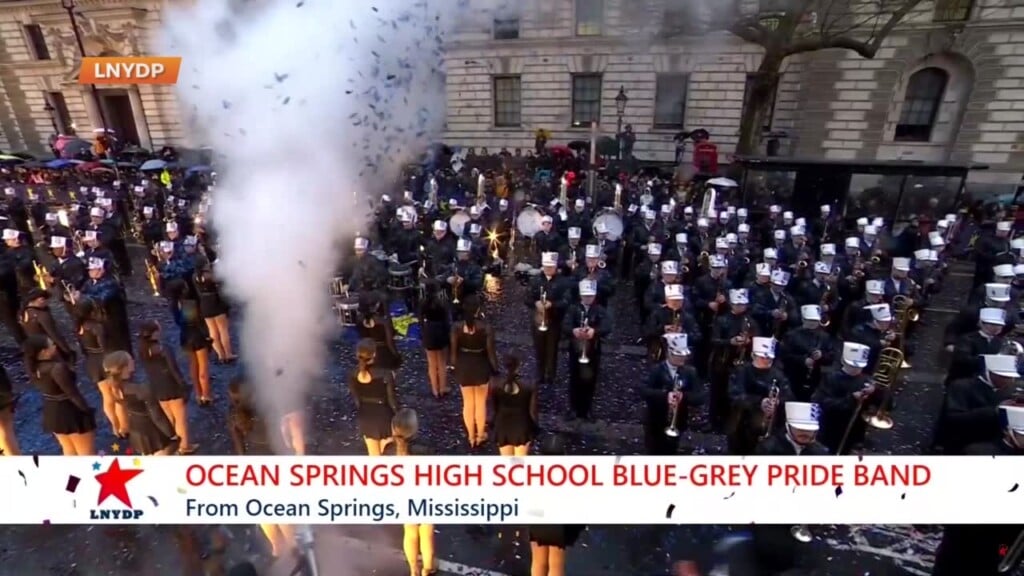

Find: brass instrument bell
862;347;904;430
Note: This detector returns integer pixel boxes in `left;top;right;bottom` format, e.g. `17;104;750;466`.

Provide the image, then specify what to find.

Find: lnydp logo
90;459;144;520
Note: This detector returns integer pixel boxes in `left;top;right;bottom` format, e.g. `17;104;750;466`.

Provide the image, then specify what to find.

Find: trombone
890;295;914;368
863;347;904;431
144;259;161;297
578;314;591;364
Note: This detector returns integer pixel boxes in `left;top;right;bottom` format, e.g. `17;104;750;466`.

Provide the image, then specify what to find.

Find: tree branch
784;0;923;58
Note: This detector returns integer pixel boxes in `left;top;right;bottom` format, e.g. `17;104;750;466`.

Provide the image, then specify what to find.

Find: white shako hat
568;226;581;239
785;402;821;431
842;342;870;368
648;242;662;255
986;283;1012;303
50;236;67;249
770;269;790;286
866;303;892;322
541;252;558;267
845;236;860;249
578;279;597;297
660;260;679;275
585;244;601;259
664;283;684;300
999;405;1024;434
456;238;471;252
866;280;884;295
433;220;446;232
892;257;911;271
751;337;775;359
354;237;369;250
820;243;836;256
664;333;690;357
979;307;1006;326
729;288;749;305
800;305;822;322
983;354;1020;378
755;263;771;277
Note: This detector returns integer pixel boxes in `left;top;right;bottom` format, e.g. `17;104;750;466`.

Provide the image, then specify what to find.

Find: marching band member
757;400;828;455
75;257;132;356
693;254;731;371
48;236;84;317
3;228;36;299
528;252;569;385
644;259;682;317
640;333;705;455
708;288;757;431
970;263;1016;305
932;406;1023;576
850;303;896;372
751;269;796;339
946;307;1007;385
933;353;1020;455
972;219;1014;292
727;336;791;455
534;215;558;254
558;226;583;277
944;283;1013;350
811;342;873;455
449;296;498;447
349;236;386;293
444;238;483;312
562;279;612;421
576;244;614;306
646;283;699;362
350;338;397;456
424;220;455;278
779;304;834;402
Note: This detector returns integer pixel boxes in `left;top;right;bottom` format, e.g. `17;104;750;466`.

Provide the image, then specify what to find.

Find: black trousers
567;352;599;418
531;326;560;383
643;421;680;455
0;296;24;345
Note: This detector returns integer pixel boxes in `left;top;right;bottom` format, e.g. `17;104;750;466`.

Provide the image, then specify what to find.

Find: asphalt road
0;248;969;576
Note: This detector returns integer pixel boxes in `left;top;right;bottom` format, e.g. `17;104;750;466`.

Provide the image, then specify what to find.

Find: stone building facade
442;0;1024;195
0;0;183;155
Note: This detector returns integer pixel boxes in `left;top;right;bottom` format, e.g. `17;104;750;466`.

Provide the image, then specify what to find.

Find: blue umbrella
185;165;213;175
45;159;75;169
140;159;167;171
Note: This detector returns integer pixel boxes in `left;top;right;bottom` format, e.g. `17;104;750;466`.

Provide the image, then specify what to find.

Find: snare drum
388;263;413;292
335;297;360;327
329;276;348;298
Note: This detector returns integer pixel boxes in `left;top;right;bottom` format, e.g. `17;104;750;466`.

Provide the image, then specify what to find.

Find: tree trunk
735;53;784;157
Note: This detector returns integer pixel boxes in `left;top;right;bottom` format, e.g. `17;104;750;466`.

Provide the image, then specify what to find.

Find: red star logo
95;459;143;508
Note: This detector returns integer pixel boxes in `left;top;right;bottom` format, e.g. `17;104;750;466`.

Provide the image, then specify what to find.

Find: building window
743;73;777;133
23;24;50;61
493;76;522;127
895;67;948;142
571;74;602;127
45;92;73;133
653;74;688;129
575;0;603;36
493;18;519;40
933;0;972;22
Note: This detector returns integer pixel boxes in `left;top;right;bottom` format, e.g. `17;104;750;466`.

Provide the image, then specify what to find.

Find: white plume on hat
842;341;870;368
664;333;690;357
785;402;820;431
751;337;775;359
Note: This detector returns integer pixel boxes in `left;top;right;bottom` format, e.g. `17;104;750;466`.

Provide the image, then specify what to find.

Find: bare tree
664;0;924;155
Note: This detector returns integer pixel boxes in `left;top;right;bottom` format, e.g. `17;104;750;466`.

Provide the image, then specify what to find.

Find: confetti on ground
1010;483;1019;493
834;485;843;497
17;470;26;486
664;504;675;519
66;476;80;493
147;496;159;507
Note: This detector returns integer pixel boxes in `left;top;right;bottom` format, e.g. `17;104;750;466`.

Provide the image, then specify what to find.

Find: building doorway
98;90;140;146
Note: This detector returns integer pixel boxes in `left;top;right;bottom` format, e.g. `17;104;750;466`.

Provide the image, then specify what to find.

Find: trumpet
734;317;752;366
144;259;161;297
569;249;577;273
863;347;904;430
451;258;463;304
819;285;834;327
537;288;548;332
578;314;591;364
760;381;780;439
891;295;913;368
597;259;607;269
772;293;790;339
698;250;710;269
664;371;684;438
31;260;48;290
61;279;76;306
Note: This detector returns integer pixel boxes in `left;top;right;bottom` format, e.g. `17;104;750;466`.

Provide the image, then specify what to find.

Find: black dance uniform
121;382;176;455
140;343;188;402
22;304;74;360
489;381;537;447
357;317;402;370
419;295;450;351
450;322;498;387
349;369;396;440
194;271;228;318
527;524;585;549
176;297;211;352
78;319;106;384
34;359;95;435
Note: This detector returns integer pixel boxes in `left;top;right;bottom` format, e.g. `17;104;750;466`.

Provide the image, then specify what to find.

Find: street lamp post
61;0;111;137
614;86;628;159
43;101;59;133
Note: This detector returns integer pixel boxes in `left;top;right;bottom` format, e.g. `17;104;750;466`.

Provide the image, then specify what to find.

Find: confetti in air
1010;483;1019;493
32;454;39;467
17;470;26;486
665;504;675;519
723;492;736;500
834;485;844;498
66;475;80;493
147;496;159;507
900;493;906;500
176;486;187;495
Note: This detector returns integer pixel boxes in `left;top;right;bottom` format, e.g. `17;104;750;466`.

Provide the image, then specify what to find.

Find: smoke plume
159;0;451;443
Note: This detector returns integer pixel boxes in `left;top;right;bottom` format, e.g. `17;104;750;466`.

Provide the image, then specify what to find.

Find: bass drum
516;206;544;238
450;211;471;237
593;210;624;241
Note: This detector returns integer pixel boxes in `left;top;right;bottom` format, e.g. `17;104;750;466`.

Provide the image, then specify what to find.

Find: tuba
664;370;684;438
862;347;904;430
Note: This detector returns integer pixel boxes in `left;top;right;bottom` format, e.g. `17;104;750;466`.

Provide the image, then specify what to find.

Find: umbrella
140;159;168;171
77;161;104;172
9;152;35;161
186;165;213;175
45;159;74;169
0;154;25;163
60;139;93;159
547;145;572;156
90;167;114;174
567;140;589;151
707;177;738;188
596;136;618;157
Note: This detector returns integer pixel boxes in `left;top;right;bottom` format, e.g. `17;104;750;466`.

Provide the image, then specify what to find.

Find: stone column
79;86;102;132
128;87;153;149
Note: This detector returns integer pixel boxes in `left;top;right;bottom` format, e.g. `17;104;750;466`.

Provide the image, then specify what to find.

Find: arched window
895;67;948;142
